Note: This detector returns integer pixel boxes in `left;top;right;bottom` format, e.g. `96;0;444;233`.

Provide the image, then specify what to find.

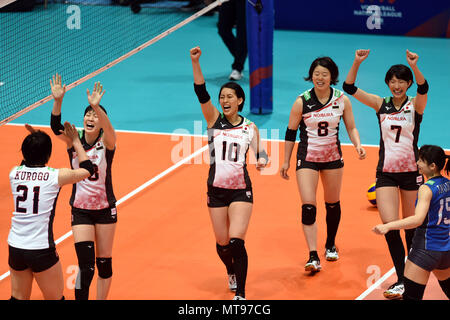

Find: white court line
0;143;208;282
355;267;396;300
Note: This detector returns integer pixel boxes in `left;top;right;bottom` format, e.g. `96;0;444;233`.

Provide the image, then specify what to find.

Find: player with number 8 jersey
280;56;366;275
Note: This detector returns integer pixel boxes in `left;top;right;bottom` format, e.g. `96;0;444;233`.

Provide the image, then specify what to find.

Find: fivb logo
66;5;81;30
366;5;382;30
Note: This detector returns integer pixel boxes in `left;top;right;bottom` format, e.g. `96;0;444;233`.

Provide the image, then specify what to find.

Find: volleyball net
0;0;227;126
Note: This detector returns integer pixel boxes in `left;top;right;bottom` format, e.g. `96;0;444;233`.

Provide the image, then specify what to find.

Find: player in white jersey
190;46;268;300
8;124;93;300
344;49;429;299
50;74;117;300
280;57;366;273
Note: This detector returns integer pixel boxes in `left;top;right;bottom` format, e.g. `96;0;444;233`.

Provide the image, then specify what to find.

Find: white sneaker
228;274;237;291
229;69;243;81
304;257;321;272
383;282;404;300
232;295;246;300
325;246;339;261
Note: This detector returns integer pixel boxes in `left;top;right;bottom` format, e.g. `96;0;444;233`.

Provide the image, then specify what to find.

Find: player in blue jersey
190;46;268;300
373;145;450;300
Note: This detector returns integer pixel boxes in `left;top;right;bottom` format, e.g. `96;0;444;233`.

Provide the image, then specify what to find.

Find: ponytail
445;154;450;176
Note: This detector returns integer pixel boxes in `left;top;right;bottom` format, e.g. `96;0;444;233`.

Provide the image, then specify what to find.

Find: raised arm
343;49;383;112
406;50;428;115
190;46;219;127
86;82;116;150
50;73;72;147
58;121;94;186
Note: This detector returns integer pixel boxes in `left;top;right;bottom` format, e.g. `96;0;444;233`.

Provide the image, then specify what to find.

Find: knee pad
74;241;95;292
96;257;113;279
403;277;426;300
302;204;316;225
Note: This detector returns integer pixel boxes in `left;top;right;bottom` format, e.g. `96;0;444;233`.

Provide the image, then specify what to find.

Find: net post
246;0;274;114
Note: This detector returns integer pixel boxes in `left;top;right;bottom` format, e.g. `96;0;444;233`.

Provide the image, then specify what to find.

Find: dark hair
84;104;107;116
21;131;52;166
384;64;414;88
418;145;450;175
219;82;246;112
304;57;339;85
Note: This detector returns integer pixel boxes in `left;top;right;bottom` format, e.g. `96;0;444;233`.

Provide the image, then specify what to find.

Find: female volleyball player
343;49;428;299
49;74;117;300
190;46;268;300
373;145;450;300
280;56;366;273
8;124;94;300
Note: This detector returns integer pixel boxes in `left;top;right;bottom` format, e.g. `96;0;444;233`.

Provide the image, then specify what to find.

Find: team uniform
375;96;423;190
206;114;255;207
296;87;345;171
69;130;117;225
408;176;450;271
8;165;61;272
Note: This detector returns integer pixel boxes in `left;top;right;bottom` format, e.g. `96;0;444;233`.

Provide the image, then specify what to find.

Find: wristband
79;160;95;176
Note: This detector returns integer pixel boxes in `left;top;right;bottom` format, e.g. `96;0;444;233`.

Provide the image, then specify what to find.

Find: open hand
87;82;105;107
50;73;66;101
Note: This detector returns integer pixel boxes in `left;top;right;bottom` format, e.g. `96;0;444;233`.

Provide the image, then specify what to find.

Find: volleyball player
8;124;94;300
343;49;428;299
49;74;117;300
190;46;268;300
280;57;366;273
373;145;449;300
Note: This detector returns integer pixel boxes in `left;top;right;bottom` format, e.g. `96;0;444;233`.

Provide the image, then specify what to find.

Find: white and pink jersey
377;96;422;173
207;114;255;189
8;165;60;249
68;130;116;210
297;88;344;162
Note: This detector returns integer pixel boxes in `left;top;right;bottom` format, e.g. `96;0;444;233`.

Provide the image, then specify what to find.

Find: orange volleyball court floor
0;124;446;300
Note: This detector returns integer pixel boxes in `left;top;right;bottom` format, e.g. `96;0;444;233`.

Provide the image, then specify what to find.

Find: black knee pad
96;257;113;279
302;204;316;225
403;277;426;300
74;241;95;296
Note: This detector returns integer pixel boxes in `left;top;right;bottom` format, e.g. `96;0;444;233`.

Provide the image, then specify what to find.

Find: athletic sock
216;243;234;275
325;201;341;249
384;230;405;282
229;238;248;298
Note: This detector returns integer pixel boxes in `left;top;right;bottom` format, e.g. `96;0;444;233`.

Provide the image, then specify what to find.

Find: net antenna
0;0;229;126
